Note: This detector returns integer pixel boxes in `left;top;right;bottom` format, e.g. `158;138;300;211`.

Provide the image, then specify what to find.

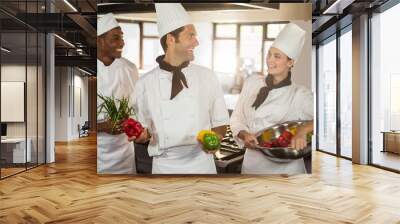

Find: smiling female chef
230;23;314;175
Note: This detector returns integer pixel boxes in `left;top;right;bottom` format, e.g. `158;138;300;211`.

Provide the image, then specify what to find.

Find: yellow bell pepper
288;126;297;135
261;129;273;142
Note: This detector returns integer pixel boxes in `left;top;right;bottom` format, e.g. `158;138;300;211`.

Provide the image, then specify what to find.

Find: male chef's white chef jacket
97;58;139;174
133;64;230;174
230;75;314;175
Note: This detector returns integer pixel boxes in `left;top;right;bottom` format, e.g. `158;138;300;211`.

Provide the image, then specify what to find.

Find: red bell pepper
122;118;143;138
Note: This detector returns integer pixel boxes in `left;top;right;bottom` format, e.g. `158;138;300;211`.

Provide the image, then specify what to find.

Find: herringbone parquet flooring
0;135;399;224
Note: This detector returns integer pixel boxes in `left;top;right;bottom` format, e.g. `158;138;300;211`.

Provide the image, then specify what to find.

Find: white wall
291;20;312;89
55;66;68;141
54;67;89;141
1;63;46;163
193;22;213;69
1;65;35;137
1;65;26;141
120;23;140;66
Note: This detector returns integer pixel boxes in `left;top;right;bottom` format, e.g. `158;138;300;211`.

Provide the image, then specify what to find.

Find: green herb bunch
97;94;135;134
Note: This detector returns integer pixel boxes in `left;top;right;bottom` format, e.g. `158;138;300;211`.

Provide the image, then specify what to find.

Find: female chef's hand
290;121;313;150
238;130;259;149
128;128;151;143
290;128;308;150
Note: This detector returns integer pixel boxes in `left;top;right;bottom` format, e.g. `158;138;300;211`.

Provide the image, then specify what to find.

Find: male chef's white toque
97;13;119;36
155;3;191;37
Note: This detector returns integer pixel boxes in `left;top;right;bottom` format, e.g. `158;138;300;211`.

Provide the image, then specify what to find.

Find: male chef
97;13;139;174
132;3;229;174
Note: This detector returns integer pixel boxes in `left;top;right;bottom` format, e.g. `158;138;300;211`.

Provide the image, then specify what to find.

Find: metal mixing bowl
255;120;312;163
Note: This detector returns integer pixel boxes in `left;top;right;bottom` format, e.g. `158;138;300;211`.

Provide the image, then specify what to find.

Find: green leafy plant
97;94;135;134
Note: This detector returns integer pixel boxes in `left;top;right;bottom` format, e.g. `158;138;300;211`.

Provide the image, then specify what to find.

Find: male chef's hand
238;130;259;149
197;133;221;154
198;137;221;154
97;120;123;135
199;143;218;154
128;128;151;143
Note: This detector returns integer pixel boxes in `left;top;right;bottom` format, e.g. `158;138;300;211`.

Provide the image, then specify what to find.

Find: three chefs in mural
97;3;313;175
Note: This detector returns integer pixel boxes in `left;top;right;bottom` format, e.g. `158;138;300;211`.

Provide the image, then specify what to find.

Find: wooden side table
381;131;400;154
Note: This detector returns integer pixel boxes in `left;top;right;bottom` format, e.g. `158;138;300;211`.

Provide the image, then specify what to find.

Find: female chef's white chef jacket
97;58;139;174
230;75;313;175
134;64;230;174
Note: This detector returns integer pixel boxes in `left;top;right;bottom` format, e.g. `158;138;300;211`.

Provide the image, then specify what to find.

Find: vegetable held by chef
230;23;314;175
130;3;229;174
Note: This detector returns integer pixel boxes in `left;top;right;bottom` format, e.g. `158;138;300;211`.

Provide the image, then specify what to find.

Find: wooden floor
1;163;46;178
1;135;400;224
1;167;26;177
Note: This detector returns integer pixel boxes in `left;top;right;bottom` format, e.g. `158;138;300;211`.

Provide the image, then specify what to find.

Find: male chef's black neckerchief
156;55;190;100
252;72;292;110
